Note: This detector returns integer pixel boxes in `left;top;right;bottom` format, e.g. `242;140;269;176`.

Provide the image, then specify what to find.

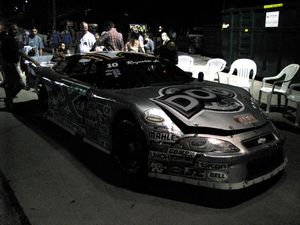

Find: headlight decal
181;136;240;153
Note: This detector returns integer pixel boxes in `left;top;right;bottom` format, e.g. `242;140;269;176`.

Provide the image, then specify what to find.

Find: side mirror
198;72;204;82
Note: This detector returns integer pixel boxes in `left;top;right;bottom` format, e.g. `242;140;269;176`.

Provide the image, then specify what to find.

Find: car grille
242;133;275;149
246;147;284;181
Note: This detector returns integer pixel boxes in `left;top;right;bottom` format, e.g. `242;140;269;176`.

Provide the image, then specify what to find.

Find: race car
31;51;287;190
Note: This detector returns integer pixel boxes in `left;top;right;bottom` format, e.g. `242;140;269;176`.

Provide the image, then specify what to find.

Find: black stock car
33;51;287;190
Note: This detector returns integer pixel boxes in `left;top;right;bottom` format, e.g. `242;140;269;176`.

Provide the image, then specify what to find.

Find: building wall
221;1;300;81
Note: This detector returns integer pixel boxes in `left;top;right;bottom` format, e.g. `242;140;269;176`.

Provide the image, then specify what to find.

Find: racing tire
113;119;148;176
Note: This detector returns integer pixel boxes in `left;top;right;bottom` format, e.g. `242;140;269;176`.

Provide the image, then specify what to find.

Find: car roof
79;51;156;62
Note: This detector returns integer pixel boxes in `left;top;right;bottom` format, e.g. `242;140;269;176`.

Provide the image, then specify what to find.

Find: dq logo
152;87;243;119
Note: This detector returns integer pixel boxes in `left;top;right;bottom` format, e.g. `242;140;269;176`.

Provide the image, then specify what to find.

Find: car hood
115;82;267;133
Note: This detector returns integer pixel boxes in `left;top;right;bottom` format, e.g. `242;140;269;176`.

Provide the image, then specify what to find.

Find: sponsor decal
85;101;111;138
168;148;197;158
152;87;242;119
105;68;121;78
207;171;228;181
96;103;112;117
149;151;170;161
150;161;166;173
149;131;178;142
48;81;89;126
126;59;159;65
198;162;229;170
169;166;184;174
234;113;258;125
149;149;195;164
56;81;88;117
85;117;98;131
184;167;206;178
73;95;86;117
170;155;194;164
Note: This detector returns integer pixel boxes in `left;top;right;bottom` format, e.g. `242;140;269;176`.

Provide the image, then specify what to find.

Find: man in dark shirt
154;32;178;64
0;20;7;85
0;23;24;111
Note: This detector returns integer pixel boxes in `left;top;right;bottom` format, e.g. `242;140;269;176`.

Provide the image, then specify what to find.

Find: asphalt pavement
0;88;36;225
1;54;300;224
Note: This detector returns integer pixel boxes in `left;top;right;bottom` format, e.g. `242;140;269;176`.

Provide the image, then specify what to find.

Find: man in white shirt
76;22;96;53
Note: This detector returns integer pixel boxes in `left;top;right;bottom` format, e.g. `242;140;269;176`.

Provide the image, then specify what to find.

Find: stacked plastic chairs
177;55;194;72
227;58;257;92
258;64;300;113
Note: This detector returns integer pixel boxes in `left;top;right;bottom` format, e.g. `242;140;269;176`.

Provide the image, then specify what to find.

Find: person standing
60;25;73;50
76;22;96;53
96;21;124;51
19;27;43;90
144;33;155;54
0;24;25;111
0;20;7;85
28;27;44;56
50;29;61;53
125;39;142;52
154;32;178;64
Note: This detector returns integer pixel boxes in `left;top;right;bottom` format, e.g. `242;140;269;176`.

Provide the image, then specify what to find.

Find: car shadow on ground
10;99;286;209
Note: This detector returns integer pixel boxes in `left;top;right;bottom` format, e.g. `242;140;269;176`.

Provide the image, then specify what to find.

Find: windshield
97;58;194;89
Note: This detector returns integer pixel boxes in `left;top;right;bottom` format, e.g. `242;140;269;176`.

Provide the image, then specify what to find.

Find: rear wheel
113;118;148;176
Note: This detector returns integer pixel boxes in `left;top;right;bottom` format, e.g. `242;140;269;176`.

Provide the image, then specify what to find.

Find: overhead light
222;23;229;29
264;3;283;9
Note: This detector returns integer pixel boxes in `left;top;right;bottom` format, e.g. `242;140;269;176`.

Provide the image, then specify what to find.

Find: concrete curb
0;171;31;225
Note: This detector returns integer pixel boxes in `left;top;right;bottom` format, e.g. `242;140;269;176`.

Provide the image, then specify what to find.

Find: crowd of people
0;19;178;111
47;20;178;63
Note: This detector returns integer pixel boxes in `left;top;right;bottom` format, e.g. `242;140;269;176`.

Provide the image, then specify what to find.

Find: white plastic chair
227;58;257;92
205;58;226;82
177;55;194;72
258;64;300;113
283;83;300;126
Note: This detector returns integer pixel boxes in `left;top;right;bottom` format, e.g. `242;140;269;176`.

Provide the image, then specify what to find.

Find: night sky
1;0;296;33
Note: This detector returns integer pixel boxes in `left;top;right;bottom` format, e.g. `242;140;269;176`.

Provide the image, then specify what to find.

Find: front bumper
147;132;286;190
149;158;287;190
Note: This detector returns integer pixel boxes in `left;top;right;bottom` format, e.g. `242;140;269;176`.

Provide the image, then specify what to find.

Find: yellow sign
264;3;283;9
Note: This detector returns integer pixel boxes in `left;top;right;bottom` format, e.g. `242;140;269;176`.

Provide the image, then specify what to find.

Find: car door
56;57;94;135
83;60;117;153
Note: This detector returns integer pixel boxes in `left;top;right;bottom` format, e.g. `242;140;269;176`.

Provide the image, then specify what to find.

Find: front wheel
113;119;148;176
